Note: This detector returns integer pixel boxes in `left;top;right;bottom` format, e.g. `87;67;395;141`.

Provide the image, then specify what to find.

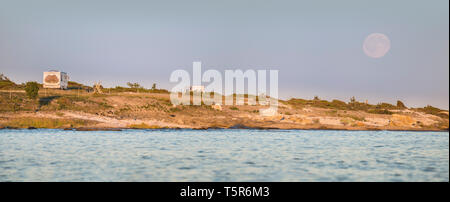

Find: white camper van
43;71;69;89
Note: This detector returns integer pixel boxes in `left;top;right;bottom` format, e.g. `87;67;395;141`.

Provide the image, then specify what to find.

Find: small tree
127;82;140;88
313;96;320;101
152;83;156;90
126;82;141;93
25;82;39;99
350;96;356;103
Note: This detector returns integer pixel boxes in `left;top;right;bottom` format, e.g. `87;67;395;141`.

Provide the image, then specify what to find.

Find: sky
0;0;448;109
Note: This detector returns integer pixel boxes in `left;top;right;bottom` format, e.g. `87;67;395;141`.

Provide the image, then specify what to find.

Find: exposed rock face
286;116;313;125
260;107;278;116
365;117;390;127
212;104;222;111
390;114;416;127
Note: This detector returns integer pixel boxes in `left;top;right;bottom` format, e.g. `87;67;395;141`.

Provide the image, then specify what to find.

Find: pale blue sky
0;0;448;108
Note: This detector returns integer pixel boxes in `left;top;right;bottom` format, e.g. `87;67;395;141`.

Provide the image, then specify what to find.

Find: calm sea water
0;129;448;182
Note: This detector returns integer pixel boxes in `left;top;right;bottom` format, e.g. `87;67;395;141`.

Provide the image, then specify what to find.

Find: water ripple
0;129;448;182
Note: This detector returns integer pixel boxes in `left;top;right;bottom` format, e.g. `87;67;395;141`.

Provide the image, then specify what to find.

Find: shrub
367;109;393;115
126;82;141;89
375;102;396;110
396;100;406;109
25;82;39;99
128;123;164;129
330;99;348;109
415;105;449;119
229;106;239;110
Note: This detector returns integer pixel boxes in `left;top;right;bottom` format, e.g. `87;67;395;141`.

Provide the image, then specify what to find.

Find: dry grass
0;117;95;128
0;85;448;131
128;123;166;129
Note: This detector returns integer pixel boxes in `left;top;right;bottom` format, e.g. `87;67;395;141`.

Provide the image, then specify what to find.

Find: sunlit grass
1;117;95;128
128;123;166;129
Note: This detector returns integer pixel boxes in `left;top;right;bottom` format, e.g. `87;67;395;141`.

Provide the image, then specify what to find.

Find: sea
0;129;448;182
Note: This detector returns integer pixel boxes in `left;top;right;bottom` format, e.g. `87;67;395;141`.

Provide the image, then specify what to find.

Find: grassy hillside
0;74;22;90
0;74;448;130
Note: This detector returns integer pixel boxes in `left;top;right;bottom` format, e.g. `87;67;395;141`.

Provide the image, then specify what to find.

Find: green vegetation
367;109;393;115
126;82;142;93
0;74;21;89
126;82;141;89
25;82;39;99
0;92;32;112
0;117;94;128
287;97;414;115
229;106;239;110
106;85;169;94
287;98;358;110
169;107;182;112
414;105;449;119
68;81;92;90
56;97;72;110
339;114;366;121
331;100;347;108
128;123;165;129
35;94;113;113
375;102;397;110
397;100;406;109
0;74;447;131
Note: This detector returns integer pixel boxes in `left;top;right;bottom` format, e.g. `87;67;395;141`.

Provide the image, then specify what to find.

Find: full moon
363;33;391;58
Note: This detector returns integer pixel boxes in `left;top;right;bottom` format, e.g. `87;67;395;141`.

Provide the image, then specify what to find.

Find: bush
25;82;39;99
375;102;396;110
367;109;393;115
229;106;239;110
128;123;164;129
415;105;449;119
330;99;348;109
397;100;406;109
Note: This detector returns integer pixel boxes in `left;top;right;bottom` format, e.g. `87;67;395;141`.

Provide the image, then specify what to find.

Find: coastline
1;90;448;132
1;125;448;132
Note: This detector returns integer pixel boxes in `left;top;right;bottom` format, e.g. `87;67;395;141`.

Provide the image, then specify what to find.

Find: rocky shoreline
1;90;448;132
1;125;448;132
